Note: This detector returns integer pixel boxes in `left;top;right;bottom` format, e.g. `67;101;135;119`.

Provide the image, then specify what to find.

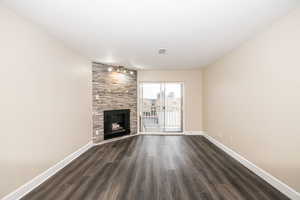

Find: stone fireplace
92;62;137;143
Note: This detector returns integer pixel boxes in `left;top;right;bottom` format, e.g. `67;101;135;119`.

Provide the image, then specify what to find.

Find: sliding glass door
140;82;183;132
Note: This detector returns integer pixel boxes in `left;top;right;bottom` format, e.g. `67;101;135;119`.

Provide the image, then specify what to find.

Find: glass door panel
165;83;182;132
140;82;183;132
140;83;164;132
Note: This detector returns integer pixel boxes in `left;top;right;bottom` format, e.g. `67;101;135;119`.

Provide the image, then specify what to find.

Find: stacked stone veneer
92;62;137;143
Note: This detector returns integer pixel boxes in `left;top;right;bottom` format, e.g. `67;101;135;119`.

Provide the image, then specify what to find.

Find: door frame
138;81;185;134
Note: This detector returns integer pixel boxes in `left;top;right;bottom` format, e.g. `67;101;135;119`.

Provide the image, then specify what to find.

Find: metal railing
142;106;181;132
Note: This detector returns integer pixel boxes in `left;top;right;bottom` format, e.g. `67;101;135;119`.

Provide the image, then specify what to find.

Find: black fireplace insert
104;109;130;140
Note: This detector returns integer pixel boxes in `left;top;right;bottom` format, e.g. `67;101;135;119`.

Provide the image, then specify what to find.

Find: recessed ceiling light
158;48;167;55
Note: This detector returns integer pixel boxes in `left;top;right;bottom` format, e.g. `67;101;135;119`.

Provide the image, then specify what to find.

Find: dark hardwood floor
22;135;290;200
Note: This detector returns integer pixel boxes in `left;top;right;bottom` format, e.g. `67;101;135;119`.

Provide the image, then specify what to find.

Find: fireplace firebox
104;109;130;140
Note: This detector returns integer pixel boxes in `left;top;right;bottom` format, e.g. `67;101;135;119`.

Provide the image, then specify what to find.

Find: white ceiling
2;0;299;69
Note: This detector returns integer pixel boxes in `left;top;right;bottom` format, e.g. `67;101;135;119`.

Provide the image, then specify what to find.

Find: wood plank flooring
22;135;290;200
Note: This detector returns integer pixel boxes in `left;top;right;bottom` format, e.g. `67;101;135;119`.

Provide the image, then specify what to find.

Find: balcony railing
142;107;181;132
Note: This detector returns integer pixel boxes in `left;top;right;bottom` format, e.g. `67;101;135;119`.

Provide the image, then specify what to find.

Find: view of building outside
141;83;182;132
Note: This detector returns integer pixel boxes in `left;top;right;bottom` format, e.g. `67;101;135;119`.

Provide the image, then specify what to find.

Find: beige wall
203;7;300;192
138;70;203;131
0;5;92;198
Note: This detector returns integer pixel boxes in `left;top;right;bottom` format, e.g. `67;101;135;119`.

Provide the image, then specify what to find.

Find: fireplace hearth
104;109;130;140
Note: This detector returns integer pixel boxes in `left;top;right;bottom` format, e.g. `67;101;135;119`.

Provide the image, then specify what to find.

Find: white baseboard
139;132;184;135
204;134;300;200
138;131;206;135
184;131;206;135
2;141;94;200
